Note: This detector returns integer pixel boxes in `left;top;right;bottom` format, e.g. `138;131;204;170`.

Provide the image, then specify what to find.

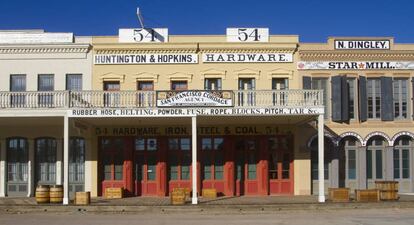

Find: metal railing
0;90;323;109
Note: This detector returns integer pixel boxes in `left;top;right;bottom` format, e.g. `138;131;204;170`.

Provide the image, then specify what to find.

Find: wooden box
355;189;380;202
328;188;350;202
75;192;91;205
105;188;123;199
173;187;191;199
375;181;399;201
202;188;217;199
170;191;186;205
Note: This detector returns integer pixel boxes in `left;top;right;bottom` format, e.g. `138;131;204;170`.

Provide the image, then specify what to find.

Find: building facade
0;28;412;204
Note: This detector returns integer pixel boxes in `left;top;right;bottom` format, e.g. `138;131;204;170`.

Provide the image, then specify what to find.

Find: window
135;138;157;182
204;78;222;90
103;81;120;107
38;74;54;106
66;74;82;91
10;75;26;107
202;137;224;180
272;78;288;90
347;78;357;119
168;138;191;181
238;78;255;106
69;138;85;183
393;79;408;119
367;78;381;119
311;138;331;180
393;138;411;179
102;138;124;181
366;138;384;179
35;138;57;183
272;78;289;106
137;81;154;107
312;78;328;119
171;81;188;90
344;139;357;180
7;138;28;182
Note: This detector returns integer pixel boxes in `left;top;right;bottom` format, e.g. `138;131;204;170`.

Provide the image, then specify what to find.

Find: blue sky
1;0;413;42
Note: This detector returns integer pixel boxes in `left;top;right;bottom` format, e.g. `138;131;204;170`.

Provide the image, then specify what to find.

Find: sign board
94;54;198;64
0;32;73;44
203;53;293;63
297;61;414;70
226;28;269;42
156;91;233;107
68;107;324;118
334;40;390;50
119;28;168;43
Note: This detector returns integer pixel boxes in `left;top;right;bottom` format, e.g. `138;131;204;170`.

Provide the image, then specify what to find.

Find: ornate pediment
99;72;126;83
132;72;159;83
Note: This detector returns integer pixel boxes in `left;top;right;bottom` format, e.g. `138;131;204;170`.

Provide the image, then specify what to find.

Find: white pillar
56;139;63;185
0;139;6;197
191;116;198;204
84;138;92;192
318;114;325;203
63;115;69;205
27;139;35;197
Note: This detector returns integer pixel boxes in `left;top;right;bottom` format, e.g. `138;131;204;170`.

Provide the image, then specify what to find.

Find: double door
268;137;293;195
235;138;258;195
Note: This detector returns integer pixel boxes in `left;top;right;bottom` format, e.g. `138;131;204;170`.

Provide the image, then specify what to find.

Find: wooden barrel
75;192;91;205
49;185;63;203
35;185;50;204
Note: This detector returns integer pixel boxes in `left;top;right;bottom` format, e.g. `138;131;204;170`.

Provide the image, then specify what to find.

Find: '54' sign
119;28;169;43
227;28;269;42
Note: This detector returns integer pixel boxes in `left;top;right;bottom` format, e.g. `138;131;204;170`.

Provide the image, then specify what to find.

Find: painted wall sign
297;61;414;70
203;53;293;63
226;28;269;42
334;40;390;50
156;91;233;107
118;28;168;43
68;107;324;118
94;54;198;64
0;32;73;44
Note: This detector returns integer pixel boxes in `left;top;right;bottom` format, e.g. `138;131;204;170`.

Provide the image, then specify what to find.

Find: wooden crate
105;188;123;199
173;187;191;199
355;189;380;202
202;188;217;199
375;181;399;201
170;191;186;205
75;192;91;205
328;188;350;202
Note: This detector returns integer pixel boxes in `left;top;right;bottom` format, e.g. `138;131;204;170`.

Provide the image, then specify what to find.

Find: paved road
1;208;413;225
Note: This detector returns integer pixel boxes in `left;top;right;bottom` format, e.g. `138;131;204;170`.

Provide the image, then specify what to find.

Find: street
1;208;413;225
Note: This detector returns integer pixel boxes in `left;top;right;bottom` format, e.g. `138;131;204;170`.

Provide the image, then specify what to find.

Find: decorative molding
0;44;90;54
234;68;260;79
99;72;126;83
339;132;364;146
390;131;414;146
167;72;193;82
300;51;414;61
307;132;340;148
200;48;296;54
95;49;196;55
363;131;392;146
200;68;227;80
267;68;294;80
132;72;159;83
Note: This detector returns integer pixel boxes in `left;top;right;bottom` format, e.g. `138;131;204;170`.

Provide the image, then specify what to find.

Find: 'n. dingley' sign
156;90;234;107
334;40;390;50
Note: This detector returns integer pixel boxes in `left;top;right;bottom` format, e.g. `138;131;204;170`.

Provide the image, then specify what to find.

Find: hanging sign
156;91;234;107
334;40;390;50
203;53;293;63
94;54;198;64
118;28;168;43
226;28;269;42
297;61;414;70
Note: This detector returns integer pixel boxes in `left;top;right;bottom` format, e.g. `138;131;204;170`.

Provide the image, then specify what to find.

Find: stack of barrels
35;185;64;204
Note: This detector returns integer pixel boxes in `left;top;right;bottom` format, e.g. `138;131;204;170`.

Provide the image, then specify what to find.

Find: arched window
7;137;28;196
35;137;57;185
366;137;386;180
393;137;412;179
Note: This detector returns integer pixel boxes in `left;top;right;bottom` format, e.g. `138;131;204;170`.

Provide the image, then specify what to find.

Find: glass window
214;152;224;180
347;78;356;119
375;150;383;179
367;138;384;180
137;81;154;91
171;81;188;90
69;138;85;183
312;78;328;119
169;154;178;180
168;138;179;150
202;138;212;150
393;79;408;119
147;139;157;151
247;151;256;179
367;150;373;179
10;75;26;107
147;155;156;181
35;138;57;183
348;149;356;179
393;149;400;179
394;138;411;179
272;78;288;90
367;79;381;119
38;74;54;91
135;138;145;151
7;138;28;182
282;153;290;179
180;138;190;150
66;74;82;91
204;78;222;90
311;139;330;180
181;153;191;180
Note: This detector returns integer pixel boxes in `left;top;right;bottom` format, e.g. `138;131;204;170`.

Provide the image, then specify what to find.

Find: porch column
0;138;6;197
56;139;63;185
317;114;325;202
191;116;198;204
63;115;69;205
28;139;35;197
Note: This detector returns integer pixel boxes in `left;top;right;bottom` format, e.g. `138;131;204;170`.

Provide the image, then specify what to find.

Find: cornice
95;49;197;54
200;48;296;53
299;50;414;60
0;44;91;54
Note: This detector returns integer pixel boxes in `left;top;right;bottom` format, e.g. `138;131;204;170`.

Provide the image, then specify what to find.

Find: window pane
147;155;156;181
247;152;256;179
214;138;224;150
169;154;178;180
202;138;212;150
147;139;157;151
375;150;383;179
168;139;179;150
348;150;356;179
393;149;400;179
367;150;372;179
66;74;82;91
181;138;190;151
181;153;191;180
203;156;212;180
402;149;410;179
215;152;224;180
135;138;145;151
282;153;290;179
135;157;144;181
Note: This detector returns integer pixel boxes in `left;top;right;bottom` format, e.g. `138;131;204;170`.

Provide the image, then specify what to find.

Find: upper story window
238;78;255;90
38;74;54;91
171;80;188;91
272;78;288;90
10;75;26;92
367;78;381;119
393;78;408;119
347;78;357;120
204;78;222;90
311;78;328;119
137;81;154;91
66;74;82;91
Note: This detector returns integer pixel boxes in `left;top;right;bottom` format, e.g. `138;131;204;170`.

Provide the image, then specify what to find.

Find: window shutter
341;76;349;121
381;76;394;121
412;77;414;120
331;76;342;122
359;76;368;122
303;76;311;89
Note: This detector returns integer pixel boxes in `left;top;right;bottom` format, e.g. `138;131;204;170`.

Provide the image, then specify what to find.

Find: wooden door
268;136;294;195
235;138;258;195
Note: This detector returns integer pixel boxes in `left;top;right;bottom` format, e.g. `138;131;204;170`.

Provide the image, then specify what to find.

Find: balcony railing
0;90;323;109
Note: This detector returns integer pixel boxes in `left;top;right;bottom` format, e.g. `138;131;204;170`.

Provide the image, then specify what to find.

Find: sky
0;0;413;43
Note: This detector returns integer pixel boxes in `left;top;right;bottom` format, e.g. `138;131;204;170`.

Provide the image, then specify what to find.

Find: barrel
49;185;63;203
35;185;50;204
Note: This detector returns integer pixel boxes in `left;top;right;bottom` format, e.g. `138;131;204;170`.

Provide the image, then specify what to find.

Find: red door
268;136;294;195
134;137;158;196
200;137;225;195
235;138;259;196
100;137;133;196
